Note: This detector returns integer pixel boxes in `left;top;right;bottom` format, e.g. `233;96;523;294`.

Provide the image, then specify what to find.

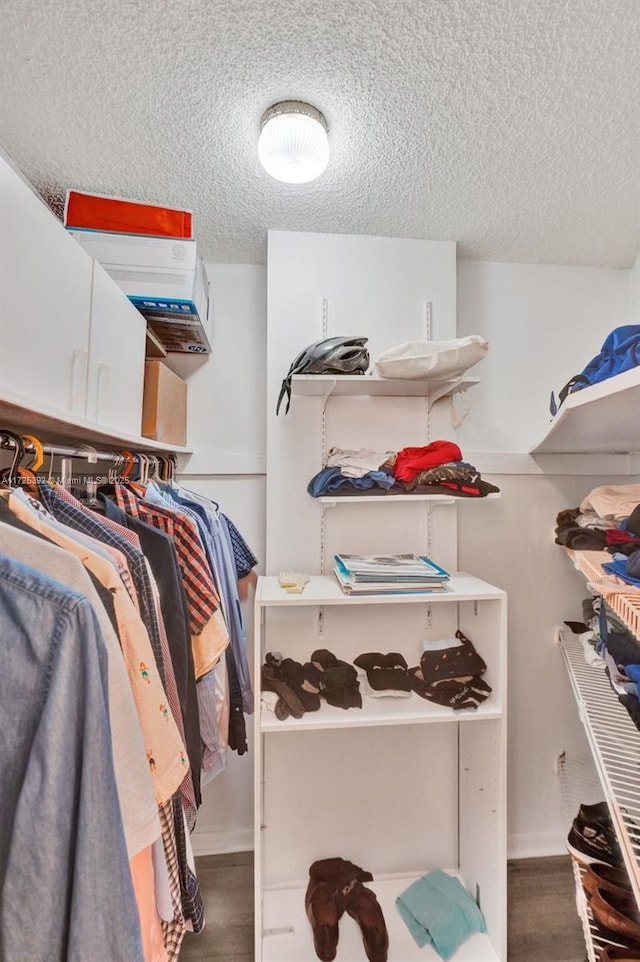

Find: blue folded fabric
623;664;640;688
307;467;396;497
395;870;486;960
602;558;640;587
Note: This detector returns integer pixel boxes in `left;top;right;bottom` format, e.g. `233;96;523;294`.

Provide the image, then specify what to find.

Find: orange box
64;190;193;239
141;361;187;446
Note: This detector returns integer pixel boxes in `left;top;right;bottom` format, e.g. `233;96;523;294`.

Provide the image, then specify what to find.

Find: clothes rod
39;444;119;463
25;443;175;465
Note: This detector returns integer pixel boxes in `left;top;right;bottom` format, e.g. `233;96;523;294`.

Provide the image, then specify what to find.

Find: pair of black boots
262;650;362;720
305;858;388;962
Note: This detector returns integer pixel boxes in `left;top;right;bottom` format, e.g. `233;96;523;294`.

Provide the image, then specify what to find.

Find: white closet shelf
0;389;191;454
256;573;506;607
530;366;640;454
290;373;480;399
560;628;640;903
261;694;502;733
317;493;500;505
261;871;499;962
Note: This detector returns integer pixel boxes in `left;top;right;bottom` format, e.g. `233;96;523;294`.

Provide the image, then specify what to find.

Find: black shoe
577;801;611;829
567;816;622;866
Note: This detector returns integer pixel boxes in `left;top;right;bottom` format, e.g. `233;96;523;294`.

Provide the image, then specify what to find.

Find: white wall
456;260;629;453
457;258;634;857
173;263;266;855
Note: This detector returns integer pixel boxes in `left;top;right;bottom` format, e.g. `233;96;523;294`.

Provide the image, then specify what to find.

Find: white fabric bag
374;335;488;380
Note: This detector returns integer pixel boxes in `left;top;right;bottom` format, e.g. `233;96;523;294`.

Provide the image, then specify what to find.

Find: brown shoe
599;946;640;961
584;863;634;902
346;882;389;962
309;857;374;890
305;880;340;962
590;886;640;948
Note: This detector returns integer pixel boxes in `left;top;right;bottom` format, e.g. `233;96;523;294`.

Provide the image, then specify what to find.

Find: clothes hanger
128;452;148;496
0;430;30;490
22;435;44;473
120;450;136;480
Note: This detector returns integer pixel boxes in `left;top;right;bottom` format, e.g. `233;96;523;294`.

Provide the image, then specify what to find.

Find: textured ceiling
0;0;638;267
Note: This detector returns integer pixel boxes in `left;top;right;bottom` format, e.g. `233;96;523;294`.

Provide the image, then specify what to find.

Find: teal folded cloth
395;869;487;960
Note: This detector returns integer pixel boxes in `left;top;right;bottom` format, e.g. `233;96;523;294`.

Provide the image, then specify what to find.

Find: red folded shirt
606;529;640;546
393;440;462;483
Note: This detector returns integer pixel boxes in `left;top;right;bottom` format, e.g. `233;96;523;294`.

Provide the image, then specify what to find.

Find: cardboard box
67;228;197;270
65;190;193;238
105;257;210;354
141;360;187;446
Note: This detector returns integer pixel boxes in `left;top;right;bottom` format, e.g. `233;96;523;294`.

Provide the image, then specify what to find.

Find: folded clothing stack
354;653;413;698
408;631;492;711
555;486;640;576
261;650;362;720
307;441;500;499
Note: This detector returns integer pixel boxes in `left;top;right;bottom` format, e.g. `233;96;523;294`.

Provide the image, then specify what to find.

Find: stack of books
333;553;450;595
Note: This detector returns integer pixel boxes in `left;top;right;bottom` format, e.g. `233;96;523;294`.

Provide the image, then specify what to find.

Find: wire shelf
570;857;632;962
560;629;640;905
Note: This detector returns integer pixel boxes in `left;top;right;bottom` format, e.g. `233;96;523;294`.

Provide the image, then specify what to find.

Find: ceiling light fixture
258;101;329;184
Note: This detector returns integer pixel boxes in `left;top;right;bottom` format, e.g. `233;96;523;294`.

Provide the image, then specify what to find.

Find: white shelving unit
254;580;507;962
291;373;480;402
256;573;505;607
262;231;507;962
316;493;501;505
530;366;640;454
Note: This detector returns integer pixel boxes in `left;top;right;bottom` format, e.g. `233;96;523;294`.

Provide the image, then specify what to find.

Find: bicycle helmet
276;336;370;414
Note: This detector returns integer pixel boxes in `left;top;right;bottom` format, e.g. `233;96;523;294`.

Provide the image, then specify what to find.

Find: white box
67;228;197;270
105;257;211;354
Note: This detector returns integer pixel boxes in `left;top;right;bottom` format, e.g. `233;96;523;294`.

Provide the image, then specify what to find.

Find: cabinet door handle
69;347;88;413
96;361;111;423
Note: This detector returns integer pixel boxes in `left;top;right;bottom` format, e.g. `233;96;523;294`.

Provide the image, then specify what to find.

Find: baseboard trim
191;827;254;857
508;830;568;860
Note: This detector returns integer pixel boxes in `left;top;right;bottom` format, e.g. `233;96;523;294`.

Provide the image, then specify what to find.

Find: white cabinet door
85;260;146;437
0;155;92;415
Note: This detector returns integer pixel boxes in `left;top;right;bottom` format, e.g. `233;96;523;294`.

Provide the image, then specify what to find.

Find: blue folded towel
395;870;486;960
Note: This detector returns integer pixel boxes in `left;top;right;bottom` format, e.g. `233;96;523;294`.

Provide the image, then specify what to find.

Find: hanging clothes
0;553;145;962
0;456;257;962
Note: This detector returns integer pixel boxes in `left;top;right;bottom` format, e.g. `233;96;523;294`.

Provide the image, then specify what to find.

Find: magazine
334;553;449;582
333;565;449;595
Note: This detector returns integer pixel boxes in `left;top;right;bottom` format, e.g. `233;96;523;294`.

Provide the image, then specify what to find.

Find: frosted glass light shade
258;101;329;184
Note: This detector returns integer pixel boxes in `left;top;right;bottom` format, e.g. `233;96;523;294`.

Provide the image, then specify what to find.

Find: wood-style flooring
179;853;586;961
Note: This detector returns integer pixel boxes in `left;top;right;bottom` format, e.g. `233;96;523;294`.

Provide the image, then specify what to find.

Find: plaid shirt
159;801;186;961
51;484;198;823
38;482;167;687
114;484;221;636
